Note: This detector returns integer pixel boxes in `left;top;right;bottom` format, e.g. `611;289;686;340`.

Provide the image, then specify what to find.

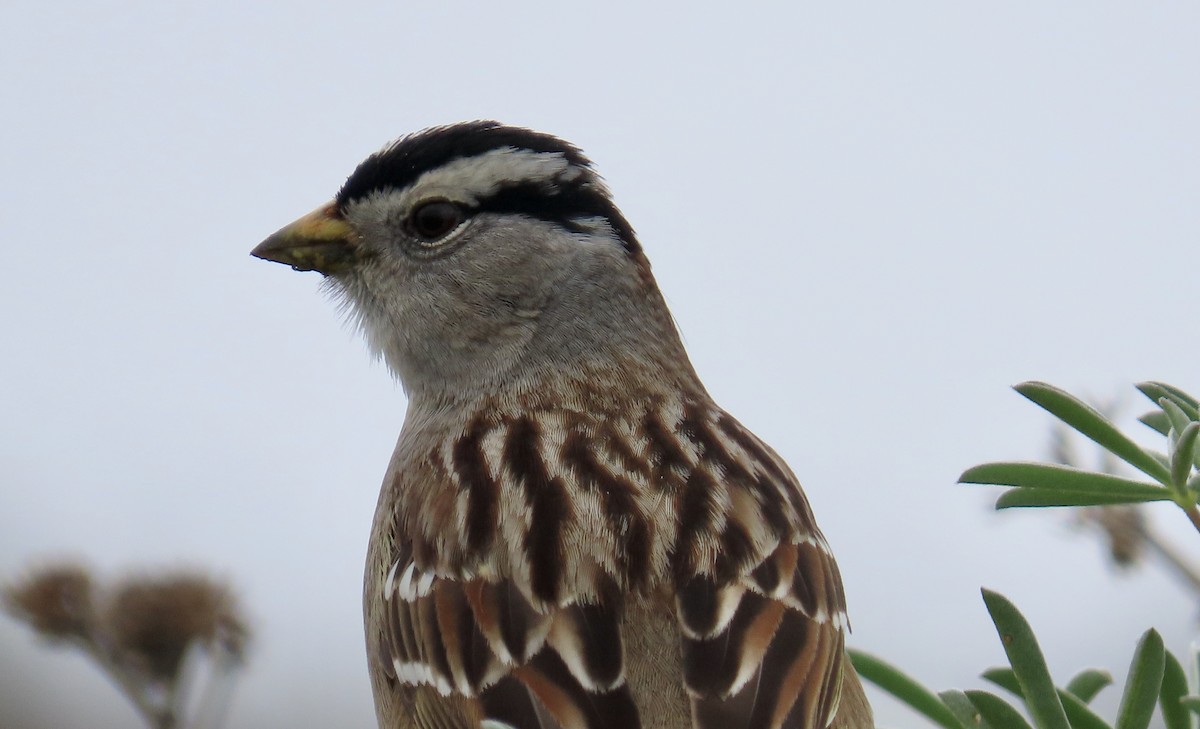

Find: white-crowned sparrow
252;121;872;729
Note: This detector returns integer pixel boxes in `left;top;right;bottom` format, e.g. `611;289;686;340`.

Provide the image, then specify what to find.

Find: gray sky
2;2;1198;727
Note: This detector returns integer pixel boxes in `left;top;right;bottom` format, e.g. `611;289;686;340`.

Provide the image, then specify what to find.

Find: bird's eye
409;200;465;241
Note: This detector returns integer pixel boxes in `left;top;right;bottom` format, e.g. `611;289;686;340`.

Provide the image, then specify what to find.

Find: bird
252;121;873;729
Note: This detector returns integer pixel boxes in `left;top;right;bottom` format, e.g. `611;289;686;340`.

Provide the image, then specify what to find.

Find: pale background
2;2;1198;727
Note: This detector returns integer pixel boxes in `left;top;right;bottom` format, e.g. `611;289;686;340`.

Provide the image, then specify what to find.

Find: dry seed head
4;563;94;639
104;572;248;681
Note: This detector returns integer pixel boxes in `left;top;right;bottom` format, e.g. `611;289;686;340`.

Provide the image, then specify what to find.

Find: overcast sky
2;3;1198;728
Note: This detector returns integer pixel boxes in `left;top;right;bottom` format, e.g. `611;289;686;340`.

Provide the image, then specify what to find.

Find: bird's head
253;121;692;401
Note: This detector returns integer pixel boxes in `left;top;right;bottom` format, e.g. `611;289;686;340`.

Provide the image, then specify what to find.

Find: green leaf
981;589;1070;729
1066;669;1114;704
961;462;1170;499
1163;400;1194;441
1171;422;1200;491
1194;648;1200;697
1056;688;1115;729
982;666;1022;694
848;648;964;729
1160;399;1200;479
1115;629;1165;729
982;667;1112;729
1060;690;1113;729
1180;696;1200;716
940;690;992;729
1160;651;1190;729
1161;384;1200;411
1015;382;1172;485
966;690;1034;729
1138;382;1200;420
996;488;1171;508
1141;411;1171;437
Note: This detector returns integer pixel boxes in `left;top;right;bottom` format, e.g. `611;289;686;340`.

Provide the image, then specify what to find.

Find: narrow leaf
1171;422;1200;490
940;690;992;729
1138;382;1200;419
848;648;964;729
1160;383;1200;411
983;667;1112;729
961;462;1169;498
966;690;1034;729
1115;629;1165;729
1058;688;1117;729
1140;411;1171;437
1180;696;1200;716
1160;650;1189;729
1162;400;1194;441
996;488;1171;508
1066;669;1113;704
982;666;1021;694
1150;449;1173;473
1015;382;1172;484
981;589;1070;729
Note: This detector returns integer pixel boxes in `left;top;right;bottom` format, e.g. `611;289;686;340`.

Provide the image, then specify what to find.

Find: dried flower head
104;572;248;681
1092;505;1147;568
4;563;94;639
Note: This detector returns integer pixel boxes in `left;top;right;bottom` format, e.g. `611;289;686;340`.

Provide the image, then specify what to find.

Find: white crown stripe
409;147;575;208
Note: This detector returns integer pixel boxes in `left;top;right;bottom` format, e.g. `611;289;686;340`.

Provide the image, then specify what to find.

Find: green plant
850;588;1190;729
961;382;1200;528
851;381;1200;728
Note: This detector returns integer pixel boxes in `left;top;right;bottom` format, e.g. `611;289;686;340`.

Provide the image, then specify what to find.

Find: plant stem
80;636;176;729
1184;504;1200;537
1140;520;1200;597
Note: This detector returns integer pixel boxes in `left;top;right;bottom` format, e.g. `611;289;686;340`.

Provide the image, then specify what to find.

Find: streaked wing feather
679;411;852;729
376;399;859;729
479;675;553;729
684;542;848;729
518;651;641;729
382;560;640;729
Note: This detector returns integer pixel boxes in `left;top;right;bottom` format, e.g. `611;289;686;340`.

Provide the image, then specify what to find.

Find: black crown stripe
335;121;640;252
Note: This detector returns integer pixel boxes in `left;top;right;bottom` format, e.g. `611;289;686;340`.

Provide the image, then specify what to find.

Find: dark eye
409;200;465;241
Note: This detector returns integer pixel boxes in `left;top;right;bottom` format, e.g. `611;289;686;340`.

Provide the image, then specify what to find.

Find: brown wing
672;408;852;729
678;544;848;729
370;400;856;729
377;544;641;729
